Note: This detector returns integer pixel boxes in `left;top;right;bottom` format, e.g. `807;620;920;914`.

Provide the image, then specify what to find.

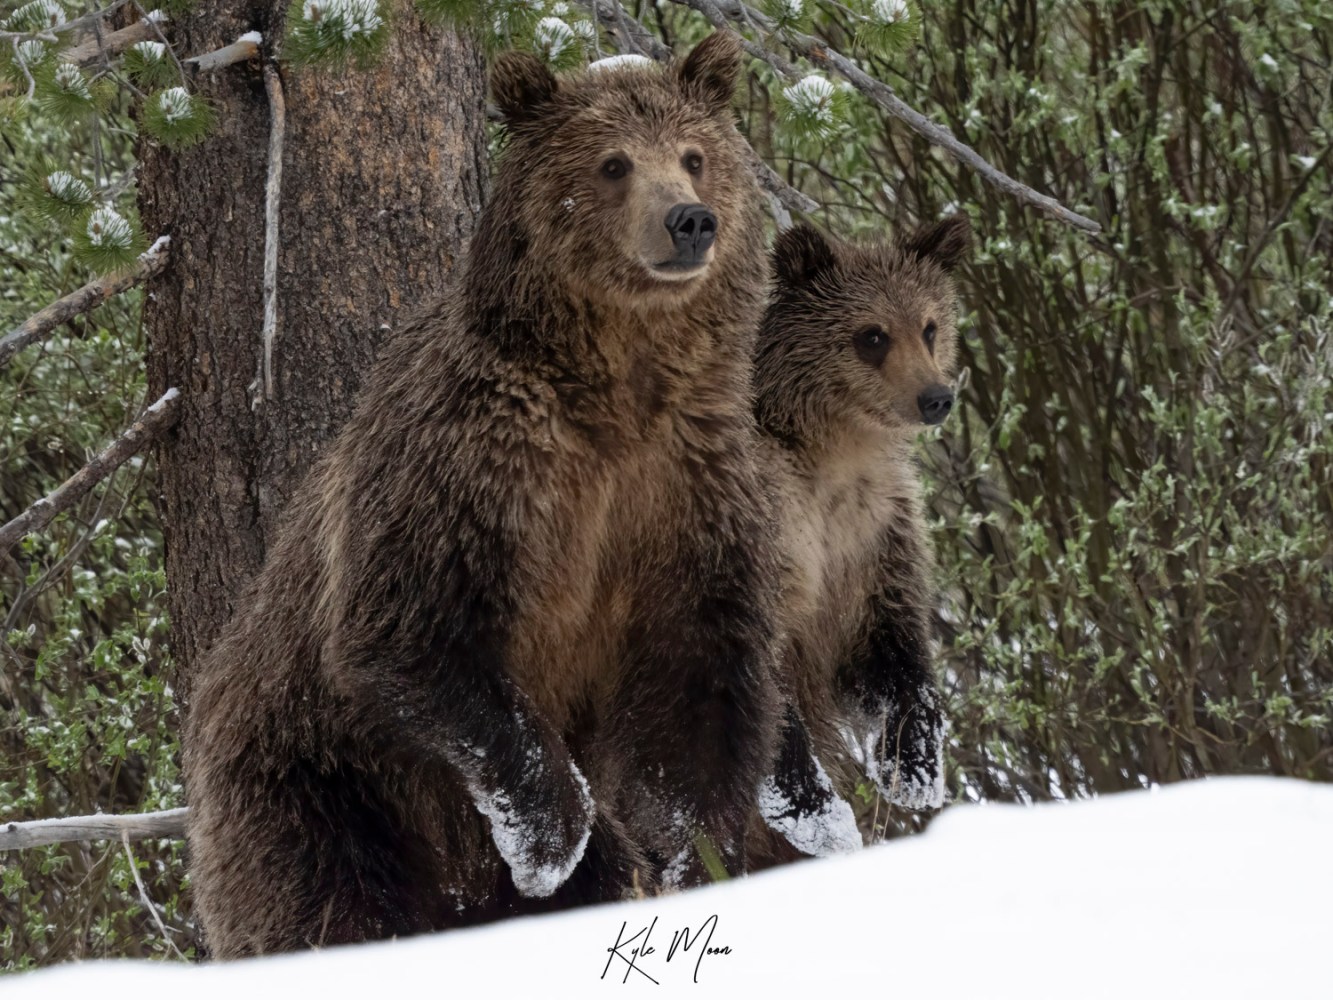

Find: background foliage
2;0;1331;969
1;116;188;963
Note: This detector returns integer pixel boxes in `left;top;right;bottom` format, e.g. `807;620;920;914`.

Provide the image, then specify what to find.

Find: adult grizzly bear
749;218;972;864
184;33;782;957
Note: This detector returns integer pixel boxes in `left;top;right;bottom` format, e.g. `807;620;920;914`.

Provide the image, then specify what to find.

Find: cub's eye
853;325;890;366
601;157;630;180
923;321;937;348
683;152;704;175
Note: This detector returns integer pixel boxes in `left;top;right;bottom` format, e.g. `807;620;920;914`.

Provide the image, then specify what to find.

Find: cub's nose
918;385;954;425
664;203;717;262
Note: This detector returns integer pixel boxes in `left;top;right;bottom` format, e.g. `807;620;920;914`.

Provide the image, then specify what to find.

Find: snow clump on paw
758;759;862;857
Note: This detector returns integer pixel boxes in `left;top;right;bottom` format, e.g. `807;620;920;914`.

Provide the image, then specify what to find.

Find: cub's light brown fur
748;218;972;865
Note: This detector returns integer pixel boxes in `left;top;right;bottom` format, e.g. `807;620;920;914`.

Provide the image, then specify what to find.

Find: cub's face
490;35;754;308
756;218;971;435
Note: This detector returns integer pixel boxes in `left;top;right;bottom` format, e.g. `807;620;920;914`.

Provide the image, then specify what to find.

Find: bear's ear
900;214;972;273
491;51;559;127
773;224;837;287
677;31;742;114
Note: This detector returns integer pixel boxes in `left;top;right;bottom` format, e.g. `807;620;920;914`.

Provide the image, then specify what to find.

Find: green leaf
31;167;94;220
776;73;849;142
4;0;66;32
531;15;585;71
284;0;391;70
851;0;920;57
122;40;178;90
141;86;214;148
70;205;146;273
761;0;812;35
36;61;95;122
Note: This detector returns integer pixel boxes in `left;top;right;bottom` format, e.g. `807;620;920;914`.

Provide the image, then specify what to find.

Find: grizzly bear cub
183;33;785;958
749;217;972;861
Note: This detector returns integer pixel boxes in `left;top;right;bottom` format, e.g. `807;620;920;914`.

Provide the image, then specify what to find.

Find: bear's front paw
757;761;861;857
472;759;595;898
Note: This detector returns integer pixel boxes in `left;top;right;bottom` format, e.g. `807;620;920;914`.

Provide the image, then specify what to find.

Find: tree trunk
138;4;487;696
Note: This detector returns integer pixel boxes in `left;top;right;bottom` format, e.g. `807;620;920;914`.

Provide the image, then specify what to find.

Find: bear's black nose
918;385;954;425
664;203;718;262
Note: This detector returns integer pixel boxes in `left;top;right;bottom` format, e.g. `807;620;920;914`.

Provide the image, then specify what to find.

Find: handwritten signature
601;915;733;985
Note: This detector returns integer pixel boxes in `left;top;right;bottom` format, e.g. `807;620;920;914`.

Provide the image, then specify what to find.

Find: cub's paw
843;688;946;811
473;758;595;898
875;694;945;810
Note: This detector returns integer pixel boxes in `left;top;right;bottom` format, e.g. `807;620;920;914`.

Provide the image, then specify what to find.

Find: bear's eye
683;152;704;175
852;326;890;366
601;156;630;180
923;321;937;349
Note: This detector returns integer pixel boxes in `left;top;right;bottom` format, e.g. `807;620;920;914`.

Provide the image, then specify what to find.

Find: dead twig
0;808;187;851
121;833;189;959
60;18;154;66
0;237;170;371
674;0;1102;233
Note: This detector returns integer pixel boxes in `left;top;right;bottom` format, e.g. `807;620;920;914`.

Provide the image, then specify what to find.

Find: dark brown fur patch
185;34;781;958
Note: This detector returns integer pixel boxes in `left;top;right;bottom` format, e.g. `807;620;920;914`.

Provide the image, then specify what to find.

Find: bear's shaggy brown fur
184;33;783;957
747;218;972;864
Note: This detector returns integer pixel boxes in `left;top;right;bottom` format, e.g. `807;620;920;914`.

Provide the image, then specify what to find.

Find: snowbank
6;778;1331;997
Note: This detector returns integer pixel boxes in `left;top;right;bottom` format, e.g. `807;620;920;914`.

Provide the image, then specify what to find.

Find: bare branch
671;0;1102;233
0;808;187;851
585;0;669;58
0;237;170;371
0;388;181;552
262;60;286;402
745;147;818;216
0;0;133;45
2;471;117;633
11;36;37;99
60;19;154;66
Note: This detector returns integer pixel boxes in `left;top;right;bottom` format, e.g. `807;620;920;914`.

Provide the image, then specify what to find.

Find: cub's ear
773;224;837;287
677;31;742;114
900;214;972;272
491;51;558;127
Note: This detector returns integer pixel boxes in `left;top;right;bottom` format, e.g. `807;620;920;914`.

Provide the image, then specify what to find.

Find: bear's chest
502;410;721;729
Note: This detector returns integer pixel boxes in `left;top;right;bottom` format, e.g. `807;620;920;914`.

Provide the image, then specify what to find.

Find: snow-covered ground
6;777;1331;997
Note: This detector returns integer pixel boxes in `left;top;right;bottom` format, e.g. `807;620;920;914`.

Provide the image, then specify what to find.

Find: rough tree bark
138;3;487;696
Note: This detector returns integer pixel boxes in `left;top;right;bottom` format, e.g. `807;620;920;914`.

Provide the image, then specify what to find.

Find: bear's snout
917;385;954;425
664;203;718;264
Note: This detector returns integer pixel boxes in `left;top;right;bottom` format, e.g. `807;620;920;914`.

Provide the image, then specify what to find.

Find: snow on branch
0;807;187;850
0;388;182;553
670;0;1102;233
0;237;170;371
0;0;133;43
